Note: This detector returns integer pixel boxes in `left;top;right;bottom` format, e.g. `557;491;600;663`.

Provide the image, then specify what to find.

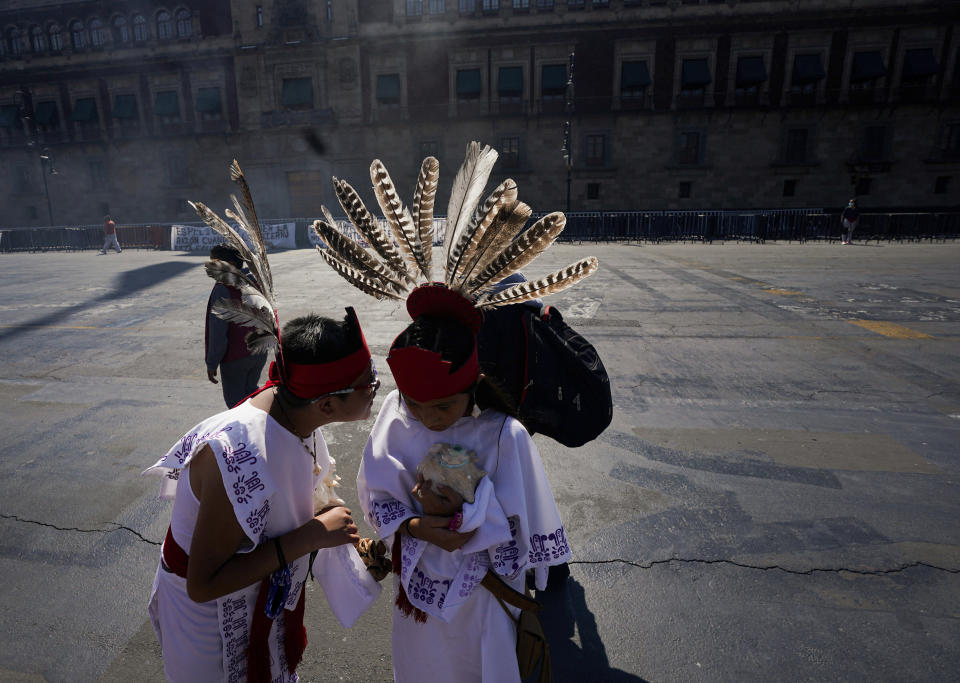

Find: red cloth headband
406;283;483;334
269;327;372;400
387;345;478;402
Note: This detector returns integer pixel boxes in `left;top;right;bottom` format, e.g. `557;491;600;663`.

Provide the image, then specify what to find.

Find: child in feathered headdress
356;284;571;682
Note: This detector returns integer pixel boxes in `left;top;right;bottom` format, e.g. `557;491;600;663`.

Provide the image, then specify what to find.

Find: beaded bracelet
448;511;463;531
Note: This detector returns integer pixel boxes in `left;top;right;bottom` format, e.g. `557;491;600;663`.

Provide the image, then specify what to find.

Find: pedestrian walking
841;199;860;245
100;214;122;254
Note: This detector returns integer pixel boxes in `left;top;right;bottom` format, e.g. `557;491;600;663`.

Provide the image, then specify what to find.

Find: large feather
316;247;405;301
446;184;513;287
228;161;273;297
189;200;269;293
370;159;427;280
312;218;407;294
477;257;599;308
411;156;439;280
333;177;413;284
245;329;279;354
204;259;263;298
466;212;566;292
443;141;498;274
459;200;532;285
211;297;277;334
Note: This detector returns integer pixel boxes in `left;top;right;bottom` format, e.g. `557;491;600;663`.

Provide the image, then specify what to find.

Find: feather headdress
190;160;279;352
313;141;599;312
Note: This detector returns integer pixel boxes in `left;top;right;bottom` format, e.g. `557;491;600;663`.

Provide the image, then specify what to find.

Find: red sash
161;526;307;681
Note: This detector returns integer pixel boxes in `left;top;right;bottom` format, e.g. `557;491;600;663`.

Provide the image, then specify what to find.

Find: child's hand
312;505;360;548
412;472;464;516
408;516;476;552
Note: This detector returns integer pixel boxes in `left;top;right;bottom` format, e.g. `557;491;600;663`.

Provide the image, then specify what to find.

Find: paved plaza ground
1;242;958;682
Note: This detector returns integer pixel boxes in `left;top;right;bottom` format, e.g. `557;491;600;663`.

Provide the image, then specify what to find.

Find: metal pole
563;51;575;213
40;153;54;225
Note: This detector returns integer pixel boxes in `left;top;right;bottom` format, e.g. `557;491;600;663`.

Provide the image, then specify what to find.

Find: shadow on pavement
536;577;649;683
0;261;198;343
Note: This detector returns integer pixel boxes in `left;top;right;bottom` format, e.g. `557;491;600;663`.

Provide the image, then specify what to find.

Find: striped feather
443;141;498;273
204;259;262;298
245;329;279;354
477;257;599;308
211;297;277;334
466;212;566;292
312;219;407;294
228;161;273;297
411;156;439;280
370;159;426;280
447;185;512;287
316;247;404;301
459;200;532;284
333;177;413;284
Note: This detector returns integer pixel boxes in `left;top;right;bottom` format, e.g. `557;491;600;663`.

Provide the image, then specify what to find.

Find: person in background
100;214;122;254
206;244;268;407
841;198;860;245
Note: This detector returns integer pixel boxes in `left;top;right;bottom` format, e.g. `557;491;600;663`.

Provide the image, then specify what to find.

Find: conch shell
416;442;487;504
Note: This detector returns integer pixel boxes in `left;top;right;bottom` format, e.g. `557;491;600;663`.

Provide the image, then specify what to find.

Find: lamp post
15;85;56;226
562;51;575;213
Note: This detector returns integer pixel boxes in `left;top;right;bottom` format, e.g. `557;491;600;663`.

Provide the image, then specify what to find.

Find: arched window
132;15;148;41
70;20;86;49
30;25;46;53
89;18;105;47
112;16;130;43
48;23;62;51
156;10;173;39
175;9;192;37
8;27;23;57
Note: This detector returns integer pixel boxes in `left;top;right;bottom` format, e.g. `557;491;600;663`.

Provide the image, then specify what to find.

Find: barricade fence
2;210;958;253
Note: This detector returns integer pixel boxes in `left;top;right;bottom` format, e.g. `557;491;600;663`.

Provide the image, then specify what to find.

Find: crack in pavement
1;513;160;546
571;557;960;576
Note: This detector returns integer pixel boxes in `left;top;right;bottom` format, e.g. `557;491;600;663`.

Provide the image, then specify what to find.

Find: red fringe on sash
392;537;428;623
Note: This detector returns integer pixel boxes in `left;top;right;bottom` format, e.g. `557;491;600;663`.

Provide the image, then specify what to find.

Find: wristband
274;537;287;568
404;517;419;539
448;512;463;531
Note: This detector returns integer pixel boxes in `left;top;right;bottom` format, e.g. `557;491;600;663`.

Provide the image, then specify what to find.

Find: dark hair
210;244;244;269
277;311;364;405
391;315;475;372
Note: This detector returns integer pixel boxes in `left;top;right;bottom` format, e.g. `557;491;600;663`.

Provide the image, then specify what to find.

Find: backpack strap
481;570;542;612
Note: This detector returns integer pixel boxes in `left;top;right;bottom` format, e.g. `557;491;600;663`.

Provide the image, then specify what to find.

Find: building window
934;176;950;194
541;63;567;101
679;58;711;106
783;179;797;197
735;55;767;105
937;122;960;161
513;0;530;8
850;51;886;86
112;16;130;43
678;181;692;199
783;127;811;164
500;136;520;167
70;20;86;49
568;0;585;9
30;26;46;53
676;130;703;165
257;6;264;27
459;0;476;13
790;54;825;103
620;60;651;103
156;10;173;39
195;87;222;120
537;0;554;7
456;69;482;100
482;0;499;12
155;90;181;123
133;15;148;41
376;74;402;106
587;182;600;200
406;0;423;16
176;9;192;37
498;66;523;109
585;134;607;167
429;0;446;13
35;101;60;138
900;47;940;103
48;23;63;51
89;159;107;189
281;77;313;110
111;93;139;132
70;97;100;139
7;28;23;57
89;18;105;47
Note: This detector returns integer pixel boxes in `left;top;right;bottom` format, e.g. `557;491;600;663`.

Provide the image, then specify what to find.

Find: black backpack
477;303;612;448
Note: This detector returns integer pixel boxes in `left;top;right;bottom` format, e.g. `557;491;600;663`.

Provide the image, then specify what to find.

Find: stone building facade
0;0;957;227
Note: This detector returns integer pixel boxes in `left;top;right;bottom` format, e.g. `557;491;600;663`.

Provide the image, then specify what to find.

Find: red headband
387;344;478;402
269;311;372;399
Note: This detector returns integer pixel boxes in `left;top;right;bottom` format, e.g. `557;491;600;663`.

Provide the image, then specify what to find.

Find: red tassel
392;538;428;623
247;577;272;682
284;587;307;674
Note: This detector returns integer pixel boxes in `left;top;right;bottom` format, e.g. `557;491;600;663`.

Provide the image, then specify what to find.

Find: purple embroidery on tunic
409;567;450;606
173;425;233;465
493;516;521;572
246;500;270;534
233;471;266;505
529;526;570;563
373;499;407;529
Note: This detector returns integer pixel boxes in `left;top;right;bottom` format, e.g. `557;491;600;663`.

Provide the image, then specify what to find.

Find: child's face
402;392;472;431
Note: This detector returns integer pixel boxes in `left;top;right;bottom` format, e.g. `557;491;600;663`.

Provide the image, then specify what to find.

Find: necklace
274;389;321;475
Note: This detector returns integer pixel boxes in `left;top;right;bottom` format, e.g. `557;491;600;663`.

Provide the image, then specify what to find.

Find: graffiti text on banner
171;222;296;251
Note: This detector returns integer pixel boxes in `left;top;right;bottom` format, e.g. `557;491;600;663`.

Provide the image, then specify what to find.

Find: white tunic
356;391;571;683
144;401;379;683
